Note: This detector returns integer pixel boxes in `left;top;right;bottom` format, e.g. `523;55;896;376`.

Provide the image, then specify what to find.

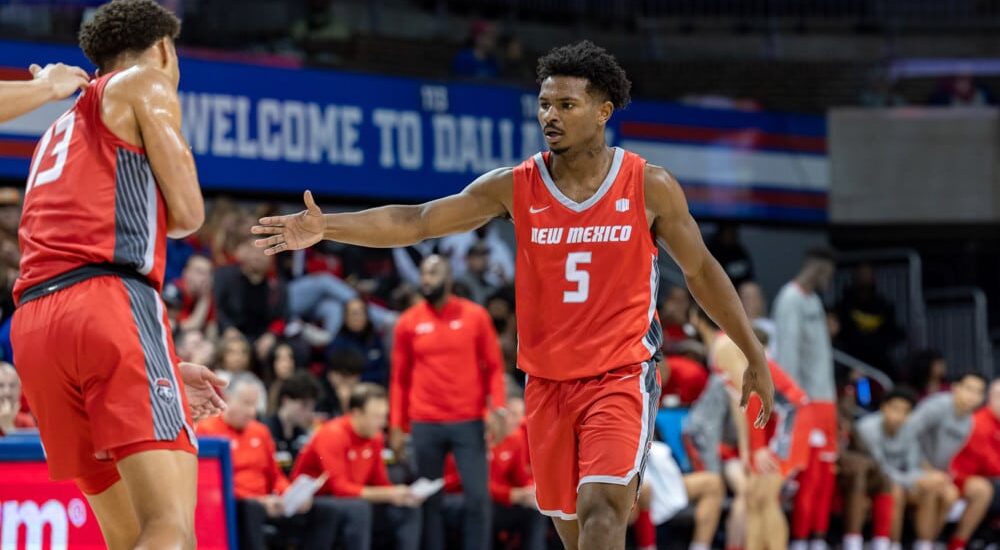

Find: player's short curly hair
79;0;181;72
536;40;631;110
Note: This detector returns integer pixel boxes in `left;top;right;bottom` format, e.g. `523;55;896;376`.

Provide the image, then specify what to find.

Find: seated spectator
660;349;709;407
858;387;959;549
175;329;216;367
0;362;35;434
738;281;776;354
196;373;339;550
659;285;691;346
836;401;895;550
835;263;904;376
328;298;389;387
317;348;365;418
439;224;515;286
929;73;995;107
454;241;500;305
908;349;951;399
215;235;287;360
451;20;500;79
264;371;321;475
288;271;397;347
163;253;217;338
907;372;988;550
949;377;1000;549
265;342;302;412
708;222;754;287
293;383;422;550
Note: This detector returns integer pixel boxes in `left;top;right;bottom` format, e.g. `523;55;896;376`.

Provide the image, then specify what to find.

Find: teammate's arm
0;63;89;123
126;70;204;238
645;164;773;426
251;168;512;254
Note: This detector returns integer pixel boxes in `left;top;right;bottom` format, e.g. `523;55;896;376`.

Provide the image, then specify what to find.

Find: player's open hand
740;356;774;429
29;63;89;99
179;362;228;421
252;190;325;255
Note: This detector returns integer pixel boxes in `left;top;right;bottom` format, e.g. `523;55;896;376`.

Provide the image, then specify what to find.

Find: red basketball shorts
12;275;196;493
524;360;661;519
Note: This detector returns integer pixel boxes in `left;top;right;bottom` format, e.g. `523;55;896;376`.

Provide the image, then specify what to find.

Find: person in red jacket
293;383;422;550
949;377;1000;545
196;373;338;550
389;255;507;550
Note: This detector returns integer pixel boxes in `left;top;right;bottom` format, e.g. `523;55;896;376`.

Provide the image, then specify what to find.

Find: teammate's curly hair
79;0;181;72
536;40;631;110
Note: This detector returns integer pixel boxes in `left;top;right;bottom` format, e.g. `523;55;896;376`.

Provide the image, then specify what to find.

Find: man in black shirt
264;371;322;475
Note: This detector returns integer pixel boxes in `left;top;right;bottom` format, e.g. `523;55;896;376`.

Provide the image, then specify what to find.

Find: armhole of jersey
634;156;658;251
93;71;147;156
511;160;529;227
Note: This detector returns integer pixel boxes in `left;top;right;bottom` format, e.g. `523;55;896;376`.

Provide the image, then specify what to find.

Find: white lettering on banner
1;499;72;549
180;93;364;166
432;114;522;173
374;109;424;170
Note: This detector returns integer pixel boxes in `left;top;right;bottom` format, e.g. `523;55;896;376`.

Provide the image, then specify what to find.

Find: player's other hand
740;356;774;429
29;63;89;100
179;362;228;421
252;190;325;255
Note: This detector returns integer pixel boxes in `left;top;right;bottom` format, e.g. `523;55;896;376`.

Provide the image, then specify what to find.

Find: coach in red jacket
390;254;507;550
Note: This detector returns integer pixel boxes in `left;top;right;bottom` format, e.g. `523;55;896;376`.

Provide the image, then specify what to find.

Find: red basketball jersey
14;72;168;304
512;147;662;381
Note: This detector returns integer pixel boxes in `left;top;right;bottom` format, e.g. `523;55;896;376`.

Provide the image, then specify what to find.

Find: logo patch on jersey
154;378;175;403
615;198;630;212
529;205;550;214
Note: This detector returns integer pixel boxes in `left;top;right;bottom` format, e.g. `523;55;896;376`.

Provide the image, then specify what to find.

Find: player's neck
548;141;613;185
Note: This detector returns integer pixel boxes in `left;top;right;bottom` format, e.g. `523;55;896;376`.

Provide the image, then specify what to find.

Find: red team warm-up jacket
196;417;290;499
950;407;1000;488
390;296;506;431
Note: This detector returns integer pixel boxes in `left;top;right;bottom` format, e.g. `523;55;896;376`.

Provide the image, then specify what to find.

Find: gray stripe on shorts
636;359;661;483
123;278;184;440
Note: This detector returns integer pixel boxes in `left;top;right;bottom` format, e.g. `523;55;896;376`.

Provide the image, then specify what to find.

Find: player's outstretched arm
252;167;512;254
646;164;774;426
123;69;204;238
0;63;89;123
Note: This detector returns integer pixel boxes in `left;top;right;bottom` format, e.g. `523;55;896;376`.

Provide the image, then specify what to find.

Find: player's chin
548;144;571;155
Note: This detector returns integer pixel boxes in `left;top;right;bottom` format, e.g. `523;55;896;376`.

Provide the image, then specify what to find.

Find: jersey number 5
563;251;592;303
26;111;76;194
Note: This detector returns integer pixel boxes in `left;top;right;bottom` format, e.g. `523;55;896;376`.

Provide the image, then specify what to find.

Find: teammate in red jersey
254;40;774;549
0;62;89;123
11;1;225;548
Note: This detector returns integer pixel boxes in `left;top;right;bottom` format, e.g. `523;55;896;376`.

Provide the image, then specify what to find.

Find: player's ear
598;99;614;125
155;37;171;69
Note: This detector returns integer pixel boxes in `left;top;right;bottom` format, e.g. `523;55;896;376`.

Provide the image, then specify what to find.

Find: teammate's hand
252;190;325;255
29;63;89;100
740;356;774;429
179;362;228;421
390;485;419;508
752;448;780;475
260;495;283;518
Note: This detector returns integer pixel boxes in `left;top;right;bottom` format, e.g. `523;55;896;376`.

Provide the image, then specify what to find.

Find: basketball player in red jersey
11;1;226;549
0;63;90;123
254;40;774;549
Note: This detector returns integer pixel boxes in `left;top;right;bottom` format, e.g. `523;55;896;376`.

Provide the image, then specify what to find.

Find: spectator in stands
439;224;515;286
660;343;709;407
288;269;396;347
175;329;217;367
454;241;500;305
708;222;754;288
264;342;301;411
929;73;995;107
163;253;217;338
451;20;500;79
328;298;390;387
948;377;1000;549
292;383;422;550
835;263;904;375
196;373;339;550
774;247;838;550
739;281;776;354
215;236;287;359
907;372;989;550
265;371;321;475
318;348;365;418
908;349;951;398
390;255;507;550
858;387;959;550
836;401;895;550
659;285;692;346
0;362;34;434
218;335;269;415
485;287;518;375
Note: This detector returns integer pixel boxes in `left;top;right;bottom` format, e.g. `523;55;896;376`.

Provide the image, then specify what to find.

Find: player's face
953;376;986;414
537;76;612;155
354;398;389;438
880;397;912;432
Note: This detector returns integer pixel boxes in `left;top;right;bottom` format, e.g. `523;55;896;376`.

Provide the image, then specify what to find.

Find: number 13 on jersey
26;111;76;193
563;252;592;303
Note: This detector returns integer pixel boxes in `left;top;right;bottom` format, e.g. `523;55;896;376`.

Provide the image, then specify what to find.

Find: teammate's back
14;70;168;303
